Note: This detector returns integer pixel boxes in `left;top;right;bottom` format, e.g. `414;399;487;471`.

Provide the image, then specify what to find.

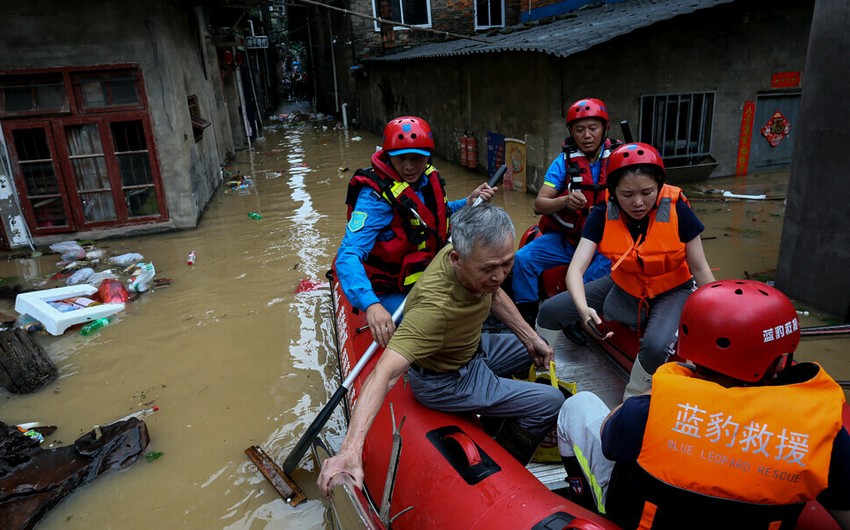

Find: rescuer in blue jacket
337;116;496;346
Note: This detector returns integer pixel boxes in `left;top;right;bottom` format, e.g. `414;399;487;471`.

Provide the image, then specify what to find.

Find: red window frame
1;65;168;235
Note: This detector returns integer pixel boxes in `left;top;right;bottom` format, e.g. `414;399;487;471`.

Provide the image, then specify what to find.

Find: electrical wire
286;0;491;43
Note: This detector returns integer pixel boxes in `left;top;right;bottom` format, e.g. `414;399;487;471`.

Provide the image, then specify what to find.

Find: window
71;70;142;112
639;92;714;167
372;0;431;29
66;123;116;222
0;74;68;116
112;121;160;218
12;128;69;228
2;65;166;234
475;0;504;29
187;95;211;142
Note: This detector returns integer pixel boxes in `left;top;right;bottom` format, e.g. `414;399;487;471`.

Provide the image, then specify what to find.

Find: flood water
0;112;847;529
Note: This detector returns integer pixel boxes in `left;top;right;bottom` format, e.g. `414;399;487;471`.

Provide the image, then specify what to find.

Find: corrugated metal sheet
367;0;734;62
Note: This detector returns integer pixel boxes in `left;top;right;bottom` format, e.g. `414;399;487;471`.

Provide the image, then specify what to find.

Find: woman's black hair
606;163;665;194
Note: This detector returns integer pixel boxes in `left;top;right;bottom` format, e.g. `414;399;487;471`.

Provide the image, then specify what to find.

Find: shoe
563;321;587;346
562;456;598;512
495;419;542;465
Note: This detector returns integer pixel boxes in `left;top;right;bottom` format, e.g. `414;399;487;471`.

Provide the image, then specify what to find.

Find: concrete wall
0;0;235;241
354;53;555;185
776;0;850;320
556;1;812;179
345;0;812;191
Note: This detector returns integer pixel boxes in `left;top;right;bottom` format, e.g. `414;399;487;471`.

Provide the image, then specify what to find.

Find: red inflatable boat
323;269;615;530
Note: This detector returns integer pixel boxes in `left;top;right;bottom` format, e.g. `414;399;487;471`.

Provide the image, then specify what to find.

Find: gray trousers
558;391;615;512
407;333;565;436
537;276;693;373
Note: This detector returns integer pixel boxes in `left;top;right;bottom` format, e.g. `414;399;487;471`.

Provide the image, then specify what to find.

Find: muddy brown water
0;116;846;529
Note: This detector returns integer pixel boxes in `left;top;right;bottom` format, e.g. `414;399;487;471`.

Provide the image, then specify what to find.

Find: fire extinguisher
466;133;478;169
460;133;469;167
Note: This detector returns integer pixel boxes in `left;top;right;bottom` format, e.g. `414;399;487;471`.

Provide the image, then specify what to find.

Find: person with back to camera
536;142;715;403
510;98;622;327
336;116;496;347
554;279;850;530
318;205;565;497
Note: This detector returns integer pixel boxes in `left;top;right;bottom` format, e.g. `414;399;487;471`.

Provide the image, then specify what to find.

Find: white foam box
15;284;125;336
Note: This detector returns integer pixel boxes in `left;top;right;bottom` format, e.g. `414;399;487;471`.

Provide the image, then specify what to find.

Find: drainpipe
234;59;253;149
328;13;339;113
306;17;318;111
341;103;349;129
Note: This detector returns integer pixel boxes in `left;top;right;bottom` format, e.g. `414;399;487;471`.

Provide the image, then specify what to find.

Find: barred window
639;92;715;167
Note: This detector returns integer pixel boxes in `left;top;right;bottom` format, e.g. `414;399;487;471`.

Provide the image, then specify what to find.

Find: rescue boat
322;268;615;530
318;228;846;530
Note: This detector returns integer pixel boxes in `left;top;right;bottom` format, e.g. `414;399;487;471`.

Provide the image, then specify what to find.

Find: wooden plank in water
244;445;306;507
0;328;58;393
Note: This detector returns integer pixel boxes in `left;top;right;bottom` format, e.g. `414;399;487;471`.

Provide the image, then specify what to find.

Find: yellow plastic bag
527;361;577;463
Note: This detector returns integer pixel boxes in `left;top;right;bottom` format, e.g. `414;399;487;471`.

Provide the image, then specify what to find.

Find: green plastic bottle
248;212;263;220
80;317;110;336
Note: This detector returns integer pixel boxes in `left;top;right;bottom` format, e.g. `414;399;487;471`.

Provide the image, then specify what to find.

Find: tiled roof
367;0;734;62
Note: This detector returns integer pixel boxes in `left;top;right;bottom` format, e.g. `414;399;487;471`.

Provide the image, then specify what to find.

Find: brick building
293;0;811;189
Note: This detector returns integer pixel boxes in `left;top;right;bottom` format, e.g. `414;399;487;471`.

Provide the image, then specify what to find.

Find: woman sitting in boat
337;115;496;346
556;280;850;530
536;142;715;402
318;205;564;497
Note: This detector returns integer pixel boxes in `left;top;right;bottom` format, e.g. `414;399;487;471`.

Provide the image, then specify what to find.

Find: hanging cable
287;0;492;44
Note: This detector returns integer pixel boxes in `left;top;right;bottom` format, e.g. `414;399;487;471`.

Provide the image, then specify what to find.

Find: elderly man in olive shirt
318;204;564;496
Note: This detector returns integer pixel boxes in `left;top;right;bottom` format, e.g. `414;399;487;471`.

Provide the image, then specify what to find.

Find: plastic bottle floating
80;317;110;336
128;263;156;293
187;251;197;266
248;212;263;220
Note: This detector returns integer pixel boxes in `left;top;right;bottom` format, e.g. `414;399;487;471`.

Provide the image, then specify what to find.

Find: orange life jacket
598;184;692;301
345;151;449;295
638;362;843;509
538;139;619;244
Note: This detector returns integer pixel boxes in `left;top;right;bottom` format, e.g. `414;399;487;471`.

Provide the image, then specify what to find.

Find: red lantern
223;50;233;65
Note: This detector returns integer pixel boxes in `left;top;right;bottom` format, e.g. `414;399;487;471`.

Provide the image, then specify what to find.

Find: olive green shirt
388;244;491;372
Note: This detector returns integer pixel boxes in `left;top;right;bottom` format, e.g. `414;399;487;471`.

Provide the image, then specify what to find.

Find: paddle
619;120;634;143
472;164;507;206
282;298;406;473
800;323;850;338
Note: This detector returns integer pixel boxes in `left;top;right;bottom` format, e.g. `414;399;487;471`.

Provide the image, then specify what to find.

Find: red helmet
678;280;800;383
606;142;665;178
566;98;609;128
382;116;434;156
